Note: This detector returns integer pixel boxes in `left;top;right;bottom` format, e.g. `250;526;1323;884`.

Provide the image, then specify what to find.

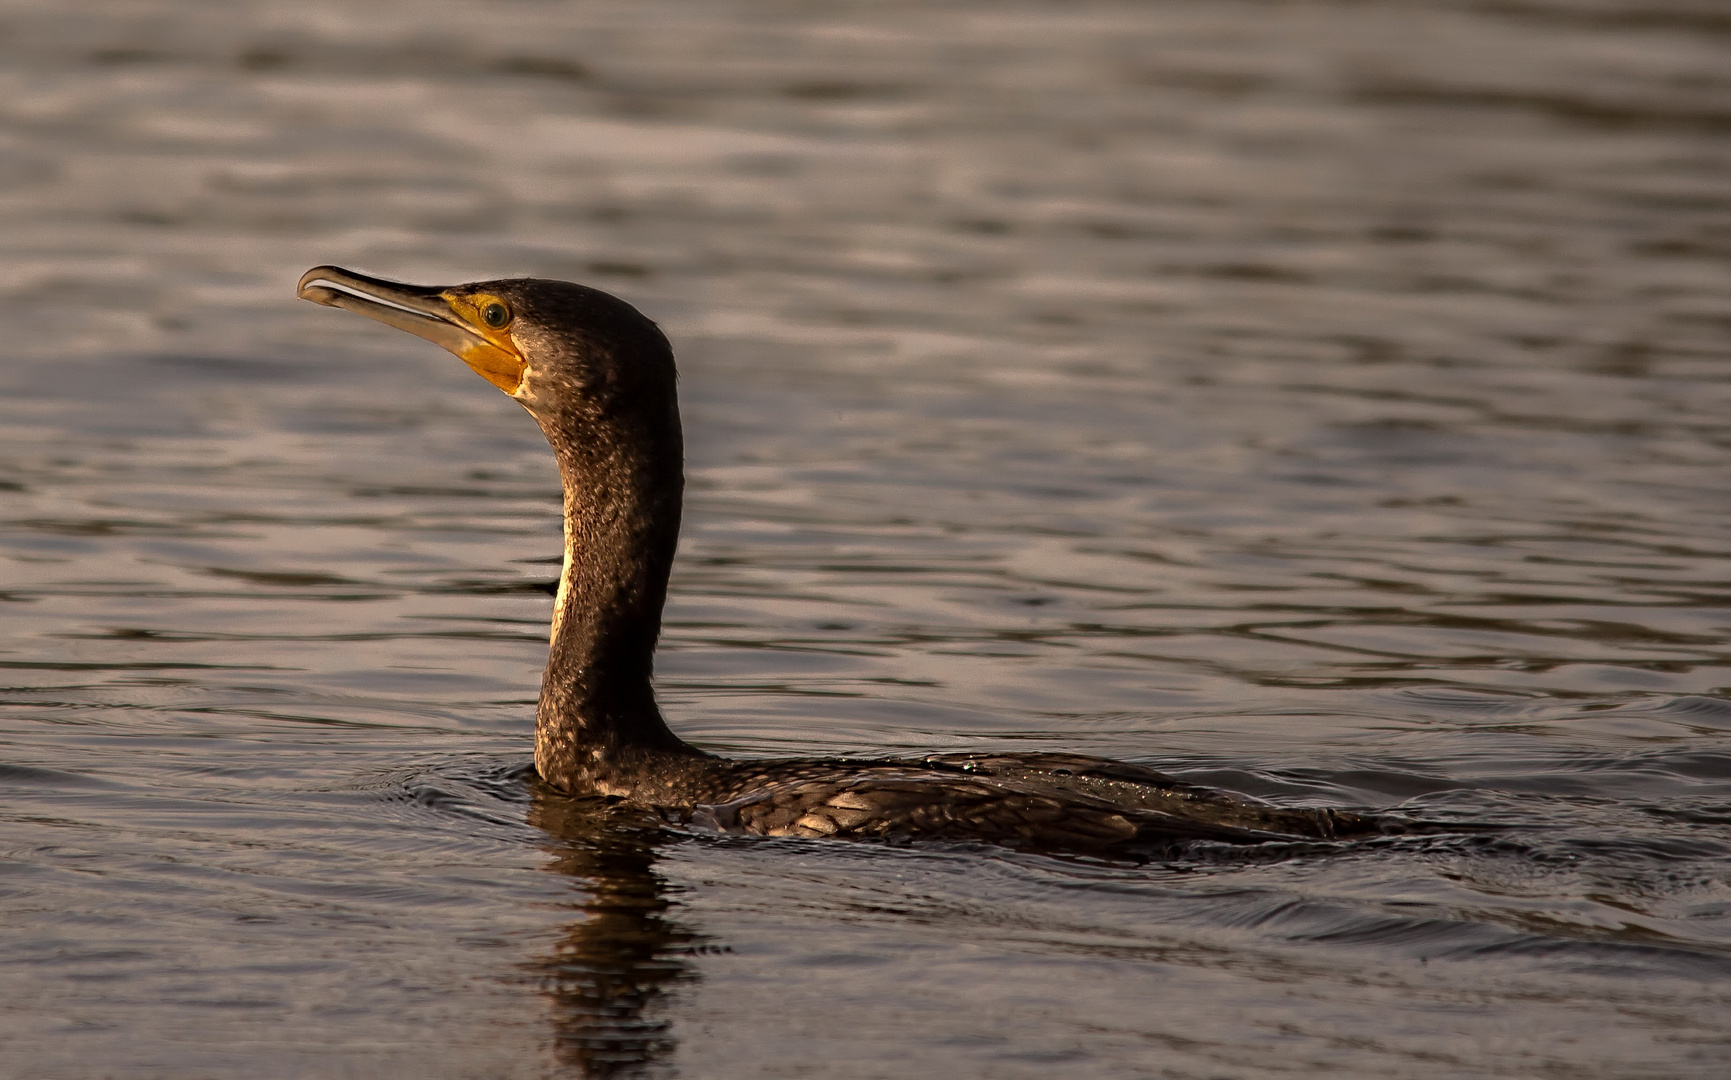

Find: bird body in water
297;266;1398;855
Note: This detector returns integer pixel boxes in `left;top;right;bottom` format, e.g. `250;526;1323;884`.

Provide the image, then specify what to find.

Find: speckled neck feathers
511;282;708;795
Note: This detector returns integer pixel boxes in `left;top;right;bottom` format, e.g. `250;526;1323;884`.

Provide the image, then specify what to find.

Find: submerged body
298;266;1397;854
638;751;1379;848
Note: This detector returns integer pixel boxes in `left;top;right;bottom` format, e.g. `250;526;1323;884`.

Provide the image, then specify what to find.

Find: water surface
2;1;1730;1076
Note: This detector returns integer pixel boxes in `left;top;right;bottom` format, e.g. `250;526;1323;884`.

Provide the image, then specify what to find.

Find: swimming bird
297;266;1396;854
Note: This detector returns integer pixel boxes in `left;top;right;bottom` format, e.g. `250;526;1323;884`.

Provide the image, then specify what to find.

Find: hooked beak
296;265;525;394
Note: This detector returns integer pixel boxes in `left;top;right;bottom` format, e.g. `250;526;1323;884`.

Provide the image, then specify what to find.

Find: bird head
296;265;679;451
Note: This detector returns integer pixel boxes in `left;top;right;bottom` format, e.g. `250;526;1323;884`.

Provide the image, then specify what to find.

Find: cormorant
297;265;1400;855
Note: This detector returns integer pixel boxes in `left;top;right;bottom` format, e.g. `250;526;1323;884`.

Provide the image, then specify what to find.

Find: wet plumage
298;266;1403;855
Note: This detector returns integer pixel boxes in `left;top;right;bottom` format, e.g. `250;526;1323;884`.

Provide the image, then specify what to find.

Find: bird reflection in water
526;782;715;1078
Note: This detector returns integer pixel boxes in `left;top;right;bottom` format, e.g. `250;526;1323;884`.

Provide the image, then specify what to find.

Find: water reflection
527;784;708;1079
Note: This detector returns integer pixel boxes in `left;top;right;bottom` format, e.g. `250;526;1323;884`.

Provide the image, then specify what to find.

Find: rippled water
2;1;1730;1075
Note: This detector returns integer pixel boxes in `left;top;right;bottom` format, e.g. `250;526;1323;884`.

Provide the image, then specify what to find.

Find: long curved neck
534;426;703;796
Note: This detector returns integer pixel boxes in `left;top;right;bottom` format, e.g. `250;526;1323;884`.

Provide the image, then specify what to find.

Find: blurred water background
2;1;1730;1076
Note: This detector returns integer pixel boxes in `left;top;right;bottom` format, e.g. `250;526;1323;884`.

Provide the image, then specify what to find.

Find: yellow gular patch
443;291;526;394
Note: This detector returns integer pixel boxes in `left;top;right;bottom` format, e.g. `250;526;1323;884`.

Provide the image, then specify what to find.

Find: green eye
481;301;511;329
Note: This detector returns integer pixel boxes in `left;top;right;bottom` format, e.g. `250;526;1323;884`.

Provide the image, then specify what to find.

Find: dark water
3;1;1730;1075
